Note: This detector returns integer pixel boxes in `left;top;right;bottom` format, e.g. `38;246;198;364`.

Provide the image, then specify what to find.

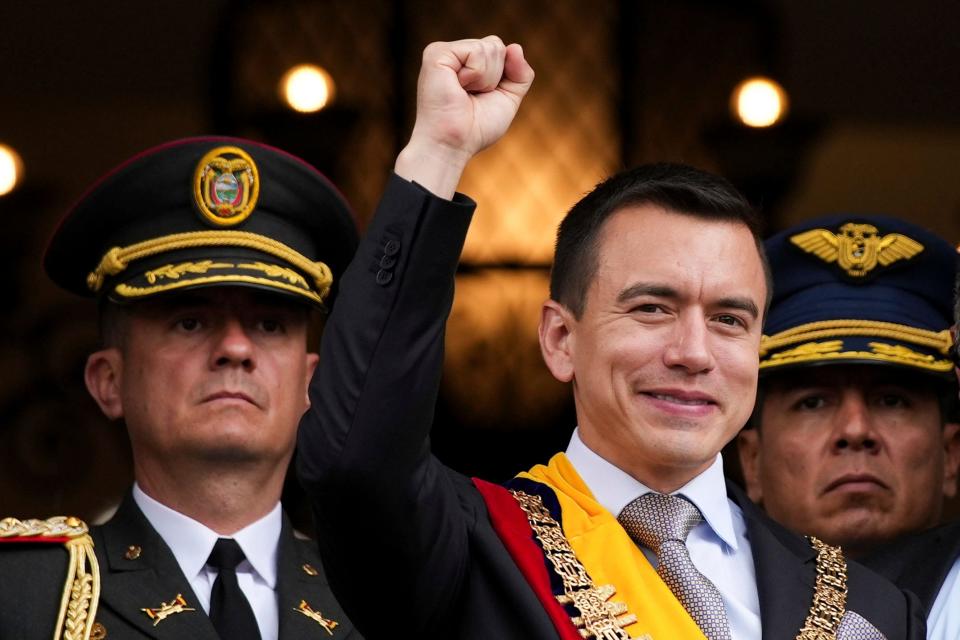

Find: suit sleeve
296;174;476;637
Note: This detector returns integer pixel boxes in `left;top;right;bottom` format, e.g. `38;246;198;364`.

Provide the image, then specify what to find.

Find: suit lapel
727;481;815;639
276;516;355;639
93;495;220;640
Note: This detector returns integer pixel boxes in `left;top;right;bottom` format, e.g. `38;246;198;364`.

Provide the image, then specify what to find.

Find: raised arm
297;36;532;636
395;36;534;198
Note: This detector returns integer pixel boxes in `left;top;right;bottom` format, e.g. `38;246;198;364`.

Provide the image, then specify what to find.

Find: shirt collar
565;428;739;550
133;483;282;588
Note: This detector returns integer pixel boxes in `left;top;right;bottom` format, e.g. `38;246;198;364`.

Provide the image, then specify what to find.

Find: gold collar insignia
293;600;339;635
141;594;195;626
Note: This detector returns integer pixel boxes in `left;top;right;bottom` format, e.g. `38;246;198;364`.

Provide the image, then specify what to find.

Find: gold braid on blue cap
86;230;333;302
760;319;954;372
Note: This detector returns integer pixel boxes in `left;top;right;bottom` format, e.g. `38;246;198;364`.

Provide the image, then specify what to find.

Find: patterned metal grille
407;0;620;264
621;3;769;170
443;270;568;427
228;0;398;224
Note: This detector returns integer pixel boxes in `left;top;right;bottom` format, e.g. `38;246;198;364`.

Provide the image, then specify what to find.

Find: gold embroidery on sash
511;490;640;639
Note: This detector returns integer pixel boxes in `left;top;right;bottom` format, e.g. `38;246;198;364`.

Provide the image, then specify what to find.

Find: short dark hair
549;162;772;318
98;299;131;349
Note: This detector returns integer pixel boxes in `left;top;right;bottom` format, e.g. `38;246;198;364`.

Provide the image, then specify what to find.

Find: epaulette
0;516;100;640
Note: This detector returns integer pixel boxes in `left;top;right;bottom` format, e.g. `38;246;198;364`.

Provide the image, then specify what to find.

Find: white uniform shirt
133;484;281;640
927;554;960;640
565;428;762;639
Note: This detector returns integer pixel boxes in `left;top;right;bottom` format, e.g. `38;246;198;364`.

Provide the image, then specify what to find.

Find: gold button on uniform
302;563;318;576
125;545;142;560
91;622;107;639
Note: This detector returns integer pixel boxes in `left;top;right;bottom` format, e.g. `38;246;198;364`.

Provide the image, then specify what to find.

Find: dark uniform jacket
864;520;960;614
0;494;359;639
296;176;925;639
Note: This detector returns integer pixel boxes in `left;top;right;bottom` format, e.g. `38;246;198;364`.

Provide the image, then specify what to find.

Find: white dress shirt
133;484;281;640
566;428;761;640
927;554;960;640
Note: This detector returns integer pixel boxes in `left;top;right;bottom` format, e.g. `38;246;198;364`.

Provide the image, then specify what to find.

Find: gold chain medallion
795;537;847;640
511;490;639;639
193;146;260;227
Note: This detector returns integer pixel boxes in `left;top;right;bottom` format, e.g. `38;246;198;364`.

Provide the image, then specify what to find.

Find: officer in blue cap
738;214;960;559
0;137;362;640
863;263;960;640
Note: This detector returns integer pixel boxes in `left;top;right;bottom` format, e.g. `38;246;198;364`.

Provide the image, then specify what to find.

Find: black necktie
207;538;262;640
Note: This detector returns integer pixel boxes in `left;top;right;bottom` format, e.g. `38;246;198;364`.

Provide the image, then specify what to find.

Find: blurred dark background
2;0;959;527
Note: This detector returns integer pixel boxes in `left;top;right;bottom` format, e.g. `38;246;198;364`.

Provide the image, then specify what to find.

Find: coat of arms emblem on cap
790;222;923;278
193;146;260;227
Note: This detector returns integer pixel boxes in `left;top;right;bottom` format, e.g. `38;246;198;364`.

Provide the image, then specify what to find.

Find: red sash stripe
473;477;582;640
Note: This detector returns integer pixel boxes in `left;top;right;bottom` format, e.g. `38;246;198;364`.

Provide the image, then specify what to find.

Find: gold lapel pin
141;593;196;626
294;600;339;635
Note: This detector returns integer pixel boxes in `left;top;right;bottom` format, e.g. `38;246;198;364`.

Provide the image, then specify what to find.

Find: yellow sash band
519;453;707;640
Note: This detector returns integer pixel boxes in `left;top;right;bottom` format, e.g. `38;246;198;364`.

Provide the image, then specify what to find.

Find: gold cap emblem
193;146;260;227
790;222;923;278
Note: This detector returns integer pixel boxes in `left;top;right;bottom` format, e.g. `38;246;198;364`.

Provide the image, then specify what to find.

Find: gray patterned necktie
618;493;732;640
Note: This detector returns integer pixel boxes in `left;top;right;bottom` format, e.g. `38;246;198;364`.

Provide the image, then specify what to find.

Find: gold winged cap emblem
790;222;923;277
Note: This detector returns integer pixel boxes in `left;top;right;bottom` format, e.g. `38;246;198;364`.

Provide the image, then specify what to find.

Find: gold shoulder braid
795;536;847;640
510;490;639;640
0;516;101;640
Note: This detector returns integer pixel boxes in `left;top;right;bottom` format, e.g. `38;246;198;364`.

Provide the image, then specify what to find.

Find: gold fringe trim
795;537;846;640
86;230;333;301
0;517;100;640
760;319;953;356
55;535;100;640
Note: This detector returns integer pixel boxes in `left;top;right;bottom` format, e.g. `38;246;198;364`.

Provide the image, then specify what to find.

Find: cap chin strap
86;230;333;301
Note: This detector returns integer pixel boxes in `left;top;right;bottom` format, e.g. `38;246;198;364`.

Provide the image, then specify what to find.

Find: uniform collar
565;428;739;551
132;483;282;589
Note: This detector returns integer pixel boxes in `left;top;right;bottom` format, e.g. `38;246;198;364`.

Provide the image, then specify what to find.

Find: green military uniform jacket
0;494;359;639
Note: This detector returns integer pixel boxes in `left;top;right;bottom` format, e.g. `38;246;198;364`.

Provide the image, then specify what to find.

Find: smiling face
540;204;768;491
86;288;318;477
739;365;960;556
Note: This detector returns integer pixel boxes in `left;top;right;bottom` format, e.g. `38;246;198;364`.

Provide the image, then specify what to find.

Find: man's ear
84;348;124;420
737;429;764;504
941;422;960;498
539;299;576;383
304;352;320;408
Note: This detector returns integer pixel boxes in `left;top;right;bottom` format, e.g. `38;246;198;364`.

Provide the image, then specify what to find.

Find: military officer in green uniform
0;137;363;640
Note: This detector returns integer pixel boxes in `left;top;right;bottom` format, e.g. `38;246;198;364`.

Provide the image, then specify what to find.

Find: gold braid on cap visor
759;318;954;371
86;230;333;302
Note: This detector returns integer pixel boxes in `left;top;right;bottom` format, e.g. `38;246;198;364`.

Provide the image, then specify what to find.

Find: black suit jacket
863;520;960;613
297;175;924;639
0;494;359;639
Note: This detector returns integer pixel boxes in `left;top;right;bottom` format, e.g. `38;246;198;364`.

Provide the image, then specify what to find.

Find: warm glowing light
280;64;335;113
731;77;788;128
0;144;23;196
